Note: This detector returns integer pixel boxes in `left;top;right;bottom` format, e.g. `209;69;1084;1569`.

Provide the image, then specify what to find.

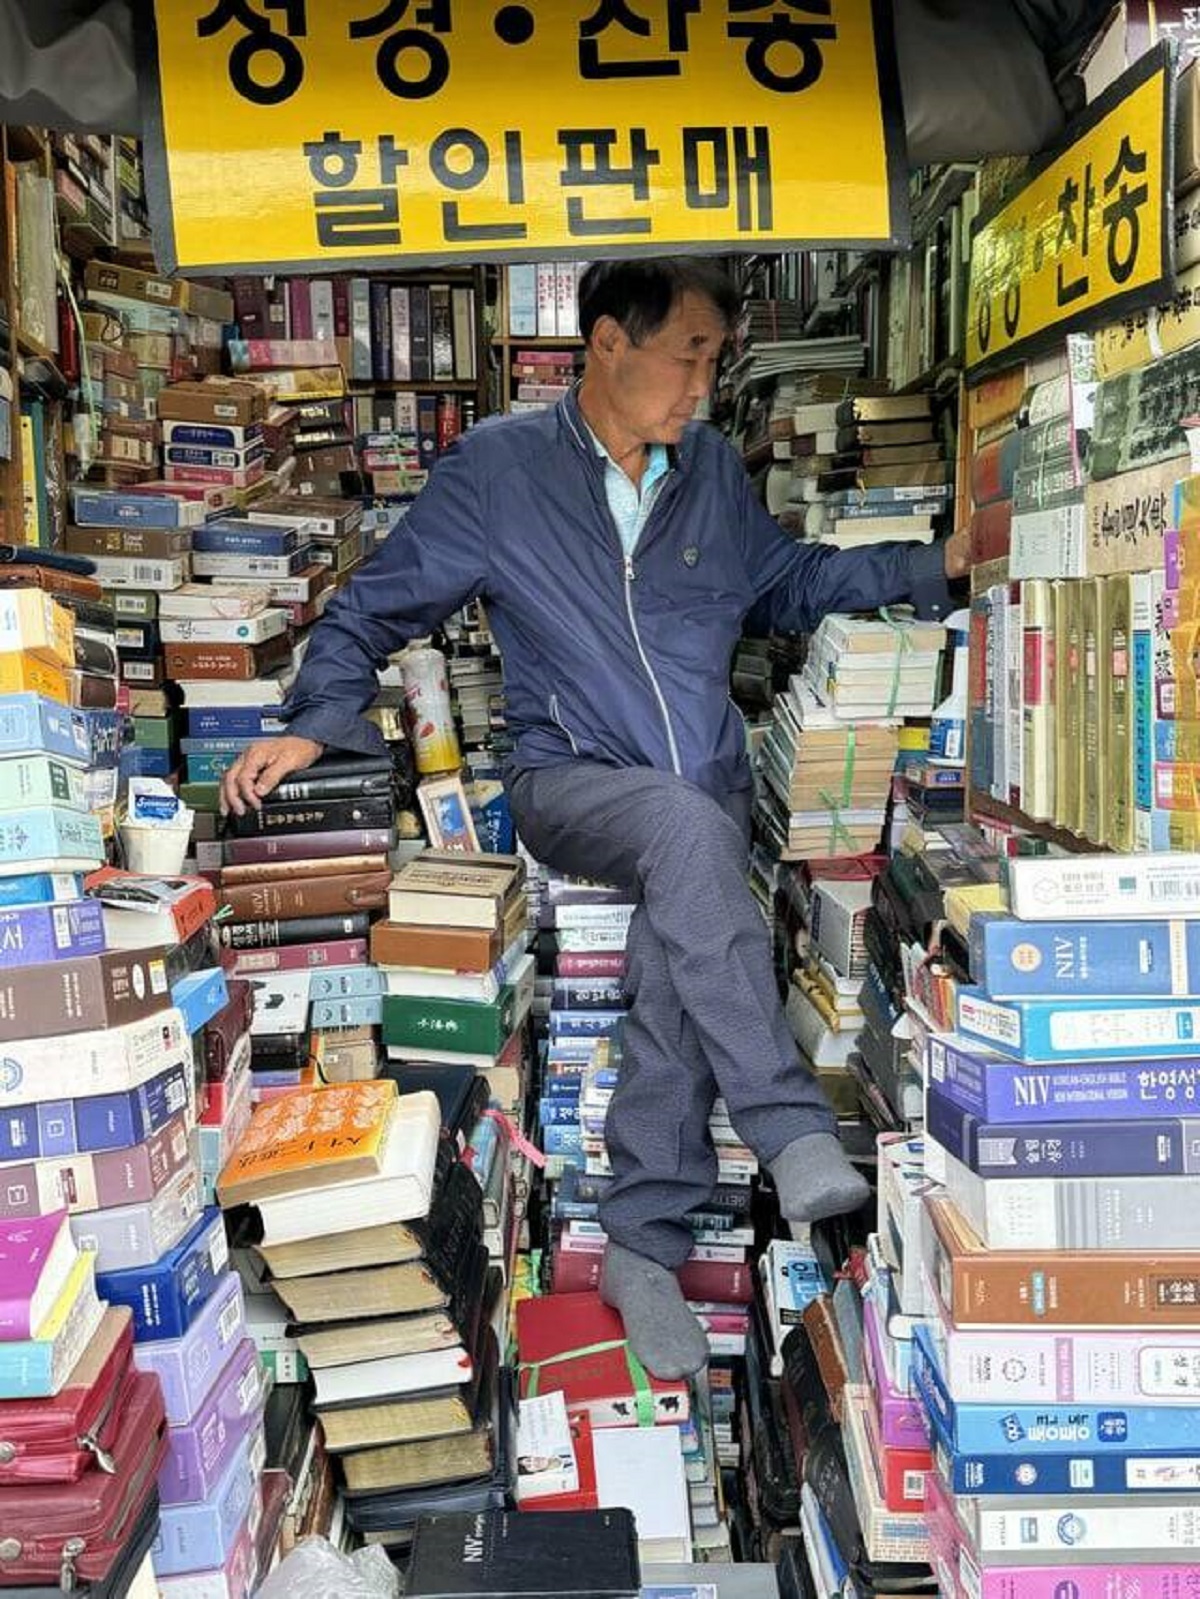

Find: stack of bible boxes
212;750;402;1100
70;868;272;1597
916;849;1200;1589
375;850;534;1282
67;483;208;789
217;1078;508;1553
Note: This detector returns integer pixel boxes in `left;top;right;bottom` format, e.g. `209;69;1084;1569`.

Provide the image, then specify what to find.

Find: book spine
967;915;1200;999
229;937;367;975
71;1166;200;1272
381;988;515;1055
409;286;431;381
915;1332;1200;1452
957;989;1200;1064
221;828;392;864
972;1497;1196;1557
369;282;391;382
951;1165;1200;1252
390;285;411;381
349;278;372;382
1020;579;1055;821
926;1035;1200;1123
218;912;370;950
939;1322;1200;1406
224;795;393;838
927;1090;1200;1179
0;899;105;967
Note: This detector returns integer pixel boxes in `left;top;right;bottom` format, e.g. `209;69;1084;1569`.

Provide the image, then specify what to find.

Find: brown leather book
0;566;103;603
219;853;388;886
801;1294;849;1424
218;869;392;923
164;632;292;682
370;920;500;973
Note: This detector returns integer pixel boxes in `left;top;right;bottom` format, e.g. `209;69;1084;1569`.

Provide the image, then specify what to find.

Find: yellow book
1103;573;1135;850
0;591;74;670
944;883;1007;941
0;651;69;705
217;1080;399;1208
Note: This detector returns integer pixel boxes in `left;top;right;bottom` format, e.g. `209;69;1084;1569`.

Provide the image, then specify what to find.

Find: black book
410;285;432;381
250;1030;312;1069
405;1508;640;1599
221;793;395;838
219;911;372;949
381;1062;489;1151
271;769;398;804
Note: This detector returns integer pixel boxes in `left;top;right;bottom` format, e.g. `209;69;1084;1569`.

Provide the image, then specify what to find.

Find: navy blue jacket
283;388;952;800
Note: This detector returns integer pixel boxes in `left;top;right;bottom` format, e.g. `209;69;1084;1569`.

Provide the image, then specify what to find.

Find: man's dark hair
577;258;740;346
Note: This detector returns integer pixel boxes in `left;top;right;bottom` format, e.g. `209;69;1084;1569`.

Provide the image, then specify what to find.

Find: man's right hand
220;736;325;817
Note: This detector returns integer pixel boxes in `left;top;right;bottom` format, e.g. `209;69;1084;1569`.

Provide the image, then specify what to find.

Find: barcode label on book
903;1469;927;1500
1151;879;1200;899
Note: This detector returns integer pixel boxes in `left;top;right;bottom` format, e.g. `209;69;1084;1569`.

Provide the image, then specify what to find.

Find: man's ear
588;314;626;367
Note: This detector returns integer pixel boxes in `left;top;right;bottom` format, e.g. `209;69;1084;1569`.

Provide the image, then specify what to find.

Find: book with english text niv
406;1507;640;1597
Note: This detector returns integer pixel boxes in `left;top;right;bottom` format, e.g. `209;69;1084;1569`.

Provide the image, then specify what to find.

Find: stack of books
800;614;946;722
212;752;405;1097
509;348;579;414
785;867;877;1110
374;850;534;1281
772;390;951;545
917;849;1200;1586
755;677;901;860
219;1080;508;1550
514;1292;697;1565
0;1212;167;1593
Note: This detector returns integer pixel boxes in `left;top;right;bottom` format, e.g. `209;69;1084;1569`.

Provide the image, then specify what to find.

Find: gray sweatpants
508;761;836;1268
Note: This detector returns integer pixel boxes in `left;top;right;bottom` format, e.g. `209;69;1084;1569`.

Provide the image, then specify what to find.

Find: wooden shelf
968;790;1103;853
16;328;57;364
491;335;584;349
348;379;478;392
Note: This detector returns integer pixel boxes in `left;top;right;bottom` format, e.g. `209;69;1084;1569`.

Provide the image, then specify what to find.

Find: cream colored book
256;1090;440;1247
273;1261;450;1326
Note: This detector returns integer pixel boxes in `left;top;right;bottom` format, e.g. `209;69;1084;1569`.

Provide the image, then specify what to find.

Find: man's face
594;289;728;446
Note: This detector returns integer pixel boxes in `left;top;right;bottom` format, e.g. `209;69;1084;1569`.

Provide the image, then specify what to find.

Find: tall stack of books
755;676;901;861
375;850;534;1282
917;849;1200;1586
508;349;579;414
213;751;404;1098
218;1079;506;1551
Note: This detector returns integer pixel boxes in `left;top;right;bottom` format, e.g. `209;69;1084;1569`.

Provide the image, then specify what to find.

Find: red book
84;867;216;947
515;1291;689;1427
968;498;1012;565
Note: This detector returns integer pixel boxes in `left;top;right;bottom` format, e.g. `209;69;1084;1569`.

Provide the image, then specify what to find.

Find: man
223;258;967;1379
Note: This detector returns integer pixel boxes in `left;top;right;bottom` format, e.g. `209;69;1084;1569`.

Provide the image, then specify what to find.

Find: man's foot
600;1242;710;1379
768;1131;870;1223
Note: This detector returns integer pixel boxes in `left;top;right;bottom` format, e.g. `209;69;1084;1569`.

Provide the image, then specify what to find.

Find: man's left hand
943;528;970;581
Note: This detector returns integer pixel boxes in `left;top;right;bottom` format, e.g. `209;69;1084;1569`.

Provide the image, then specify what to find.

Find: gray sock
768;1131;870;1223
600;1242;710;1380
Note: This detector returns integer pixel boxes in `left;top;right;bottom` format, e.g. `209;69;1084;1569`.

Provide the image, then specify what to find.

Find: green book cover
382;987;515;1057
0;755;87;811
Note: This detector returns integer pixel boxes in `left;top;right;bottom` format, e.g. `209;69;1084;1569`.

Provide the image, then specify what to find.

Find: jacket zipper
549;693;580;756
623;552;681;775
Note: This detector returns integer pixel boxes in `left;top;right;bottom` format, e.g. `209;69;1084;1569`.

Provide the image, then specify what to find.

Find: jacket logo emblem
682;546;700;567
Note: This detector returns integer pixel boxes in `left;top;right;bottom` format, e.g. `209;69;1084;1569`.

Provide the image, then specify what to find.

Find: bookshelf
489;264;584;414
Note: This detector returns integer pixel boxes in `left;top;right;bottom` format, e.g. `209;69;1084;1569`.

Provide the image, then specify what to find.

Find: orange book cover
0;651;70;705
217;1079;399;1206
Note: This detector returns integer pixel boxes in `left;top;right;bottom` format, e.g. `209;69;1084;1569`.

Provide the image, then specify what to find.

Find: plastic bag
253;1537;400;1599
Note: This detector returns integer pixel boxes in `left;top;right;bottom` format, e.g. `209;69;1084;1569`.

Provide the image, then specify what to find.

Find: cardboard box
158;381;268;428
85;259;183;309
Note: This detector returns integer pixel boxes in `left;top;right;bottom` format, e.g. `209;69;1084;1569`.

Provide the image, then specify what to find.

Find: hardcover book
405;1507;640;1599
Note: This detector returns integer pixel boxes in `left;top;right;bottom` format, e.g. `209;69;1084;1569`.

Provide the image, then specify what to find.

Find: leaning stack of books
917;849;1200;1588
218;1079;507;1552
0;1211;167;1594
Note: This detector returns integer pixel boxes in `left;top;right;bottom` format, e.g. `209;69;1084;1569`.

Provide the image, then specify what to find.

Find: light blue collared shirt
583;422;670;559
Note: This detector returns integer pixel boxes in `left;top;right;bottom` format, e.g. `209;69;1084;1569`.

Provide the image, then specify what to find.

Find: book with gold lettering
217;1080;399;1207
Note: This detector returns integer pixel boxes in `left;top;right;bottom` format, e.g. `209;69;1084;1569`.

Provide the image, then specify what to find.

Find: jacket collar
560;381;689;475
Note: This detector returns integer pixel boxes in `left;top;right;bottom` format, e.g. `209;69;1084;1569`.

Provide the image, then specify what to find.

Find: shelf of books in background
492;262;587;414
882;29;1200;1593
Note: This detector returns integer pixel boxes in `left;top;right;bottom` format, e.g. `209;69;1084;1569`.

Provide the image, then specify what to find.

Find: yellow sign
966;44;1175;377
140;1;907;274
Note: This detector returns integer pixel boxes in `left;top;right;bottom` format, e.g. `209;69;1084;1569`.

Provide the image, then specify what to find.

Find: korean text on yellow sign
141;1;907;273
965;43;1175;378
